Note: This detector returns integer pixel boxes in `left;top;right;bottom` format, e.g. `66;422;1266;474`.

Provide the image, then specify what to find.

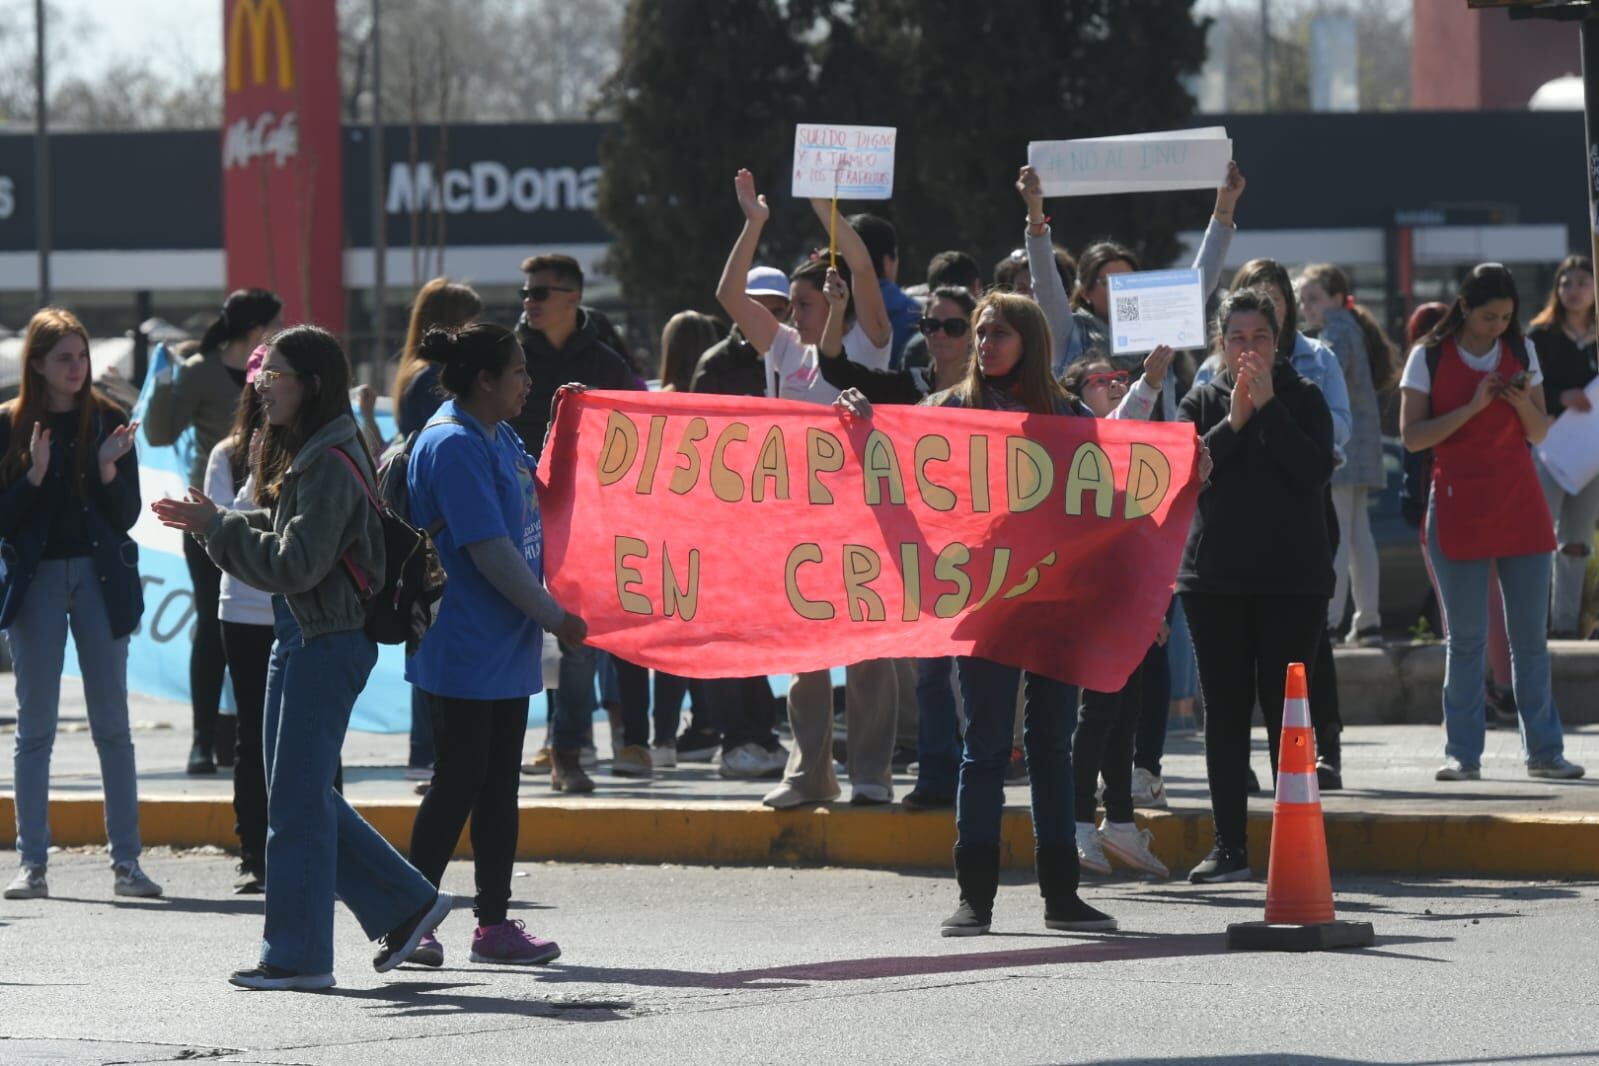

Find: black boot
1037;845;1117;932
1316;727;1342;790
215;716;238;769
940;844;999;937
186;739;216;776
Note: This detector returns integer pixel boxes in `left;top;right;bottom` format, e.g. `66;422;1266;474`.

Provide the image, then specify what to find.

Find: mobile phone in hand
1507;371;1529;390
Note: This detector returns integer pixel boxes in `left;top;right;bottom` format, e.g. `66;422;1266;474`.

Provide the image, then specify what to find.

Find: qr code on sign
1115;296;1140;322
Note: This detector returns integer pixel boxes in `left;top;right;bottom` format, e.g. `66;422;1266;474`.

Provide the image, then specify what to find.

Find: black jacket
1177;360;1336;598
689;326;767;398
0;405;144;637
1527;324;1597;419
512;309;638;459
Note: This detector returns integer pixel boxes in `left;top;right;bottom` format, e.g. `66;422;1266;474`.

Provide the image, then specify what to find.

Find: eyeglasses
918;316;970;338
1083;370;1130;389
254;368;297;389
521;285;578;302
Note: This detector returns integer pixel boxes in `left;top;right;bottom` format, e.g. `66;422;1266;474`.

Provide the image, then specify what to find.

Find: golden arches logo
227;0;295;92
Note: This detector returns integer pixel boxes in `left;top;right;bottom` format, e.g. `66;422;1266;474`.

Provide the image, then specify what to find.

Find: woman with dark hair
1399;264;1584;783
146;287;282;775
402;323;587;967
658;311;723;393
153;325;450;991
1526;254;1598;638
390;278;483;786
2;309;158;902
1179;289;1336;883
201;351;275;894
1298;264;1395;647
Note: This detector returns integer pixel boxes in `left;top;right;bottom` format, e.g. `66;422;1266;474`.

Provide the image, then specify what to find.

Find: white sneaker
850;783;893;806
113;861;163;898
1098;821;1169;879
1075;822;1111;876
650;744;678;769
1527;757;1586;780
1130;768;1168;809
1435;757;1481;782
762;781;836;808
4;864;47;900
720;743;787;779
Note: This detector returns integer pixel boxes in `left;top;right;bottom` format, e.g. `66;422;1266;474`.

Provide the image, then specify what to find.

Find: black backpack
1399;341;1528;528
329;428;451;652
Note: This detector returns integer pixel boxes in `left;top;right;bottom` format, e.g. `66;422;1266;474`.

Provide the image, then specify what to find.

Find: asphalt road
2;850;1597;1065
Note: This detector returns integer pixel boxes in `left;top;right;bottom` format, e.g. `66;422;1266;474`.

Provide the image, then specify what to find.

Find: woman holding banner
153;325;450;991
145;288;283;776
2;308;160;902
1178;288;1336;884
1399;264;1584;784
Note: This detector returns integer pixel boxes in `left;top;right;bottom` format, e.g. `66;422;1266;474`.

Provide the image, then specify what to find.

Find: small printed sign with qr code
1107;268;1206;356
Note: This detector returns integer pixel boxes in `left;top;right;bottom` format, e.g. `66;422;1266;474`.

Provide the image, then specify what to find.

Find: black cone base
1226;920;1375;952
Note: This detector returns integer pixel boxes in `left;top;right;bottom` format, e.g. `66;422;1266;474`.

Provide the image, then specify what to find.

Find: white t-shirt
1399;337;1543;395
764;322;892;406
204;440;276;627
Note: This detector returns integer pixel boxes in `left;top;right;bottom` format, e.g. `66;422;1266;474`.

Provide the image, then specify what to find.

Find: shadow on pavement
319;979;632;1022
1067;1054;1599;1066
46;894;263;916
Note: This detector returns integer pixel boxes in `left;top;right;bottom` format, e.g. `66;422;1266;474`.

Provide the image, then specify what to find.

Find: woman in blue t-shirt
403;323;588;967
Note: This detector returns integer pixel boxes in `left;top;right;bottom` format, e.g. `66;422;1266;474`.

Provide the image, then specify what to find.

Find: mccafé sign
221;0;345;331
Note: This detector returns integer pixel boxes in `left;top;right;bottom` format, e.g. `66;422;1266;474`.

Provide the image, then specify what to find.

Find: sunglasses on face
1083;370;1130;389
254;368;296;389
918;316;970;338
521;285;578;302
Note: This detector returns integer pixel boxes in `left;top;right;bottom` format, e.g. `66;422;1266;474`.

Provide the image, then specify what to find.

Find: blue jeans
955;657;1077;850
914;656;961;796
550;637;597;750
261;598;434;974
1426;509;1565;768
8;558;141;867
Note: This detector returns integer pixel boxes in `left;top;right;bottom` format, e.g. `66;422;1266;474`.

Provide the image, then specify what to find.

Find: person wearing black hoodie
510;254;638;793
1177;289;1336;885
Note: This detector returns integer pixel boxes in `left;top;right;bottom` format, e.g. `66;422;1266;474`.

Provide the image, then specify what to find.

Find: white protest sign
792;123;897;199
1537;378;1599;495
1028;127;1231;197
1108;268;1207;355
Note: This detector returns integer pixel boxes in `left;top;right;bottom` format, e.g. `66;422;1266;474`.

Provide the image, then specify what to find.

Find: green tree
599;0;1211;319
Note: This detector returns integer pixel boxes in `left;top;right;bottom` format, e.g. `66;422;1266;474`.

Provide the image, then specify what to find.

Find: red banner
222;0;344;331
536;390;1202;693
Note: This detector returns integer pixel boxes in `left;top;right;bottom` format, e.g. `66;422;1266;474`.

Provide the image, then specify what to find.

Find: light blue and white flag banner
58;343;558;733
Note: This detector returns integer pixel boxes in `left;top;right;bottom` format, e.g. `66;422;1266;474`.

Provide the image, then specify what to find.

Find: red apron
1430;337;1555;562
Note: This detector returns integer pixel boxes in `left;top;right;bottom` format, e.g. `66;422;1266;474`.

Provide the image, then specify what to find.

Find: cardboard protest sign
1028;127;1232;197
792;123;897;199
537;389;1203;693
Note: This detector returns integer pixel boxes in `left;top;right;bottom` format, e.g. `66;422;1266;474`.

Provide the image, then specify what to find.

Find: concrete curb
4;795;1597;879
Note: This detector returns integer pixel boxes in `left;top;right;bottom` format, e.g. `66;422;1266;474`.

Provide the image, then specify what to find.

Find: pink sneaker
469;920;561;965
408;931;444;968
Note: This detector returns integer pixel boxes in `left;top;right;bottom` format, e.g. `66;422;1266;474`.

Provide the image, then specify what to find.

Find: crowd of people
1;159;1595;985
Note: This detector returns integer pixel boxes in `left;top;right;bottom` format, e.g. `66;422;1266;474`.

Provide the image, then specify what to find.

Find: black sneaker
1315;757;1343;791
373;892;454;973
1044;895;1118;932
675;728;721;763
215;716;238;769
187;742;217;776
901;788;955;811
233;864;265;895
940;900;992;937
229;964;334;991
1189;844;1252;883
1485;683;1517;729
1245;766;1262;794
890;745;918;773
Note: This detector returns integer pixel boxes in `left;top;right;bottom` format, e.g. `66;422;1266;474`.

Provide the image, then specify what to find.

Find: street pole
34;0;50;308
1583;15;1599;269
1260;0;1271;110
370;0;388;377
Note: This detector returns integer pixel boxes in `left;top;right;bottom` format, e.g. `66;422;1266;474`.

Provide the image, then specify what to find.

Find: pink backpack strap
326;447;379;599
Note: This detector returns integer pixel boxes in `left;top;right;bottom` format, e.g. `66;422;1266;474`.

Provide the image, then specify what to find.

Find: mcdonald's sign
227;0;295;93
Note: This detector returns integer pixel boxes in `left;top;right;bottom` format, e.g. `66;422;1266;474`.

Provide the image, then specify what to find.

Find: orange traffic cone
1227;663;1374;952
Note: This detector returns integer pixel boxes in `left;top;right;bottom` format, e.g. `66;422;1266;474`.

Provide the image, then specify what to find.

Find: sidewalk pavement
3;680;1598;877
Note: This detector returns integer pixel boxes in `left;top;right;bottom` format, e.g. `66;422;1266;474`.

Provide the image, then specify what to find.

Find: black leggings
409;692;529;927
1073;652;1147;824
1182;593;1325;852
652;672;697;747
221;620;275;876
699;676;777;752
184;535;226;746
